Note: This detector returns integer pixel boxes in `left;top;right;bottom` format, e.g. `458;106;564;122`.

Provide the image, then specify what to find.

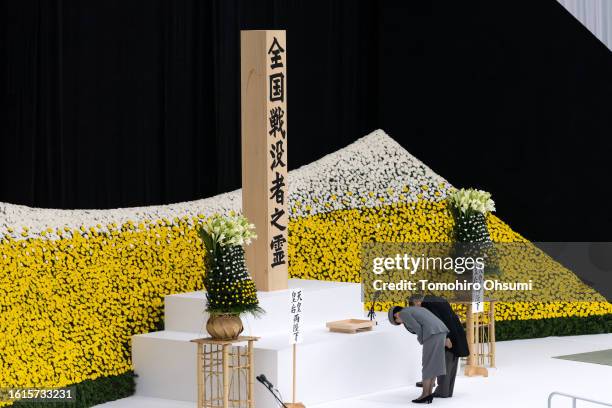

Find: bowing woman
389;304;449;404
414;294;469;398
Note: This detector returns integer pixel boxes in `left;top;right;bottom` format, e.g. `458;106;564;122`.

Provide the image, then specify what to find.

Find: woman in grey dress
389;304;450;404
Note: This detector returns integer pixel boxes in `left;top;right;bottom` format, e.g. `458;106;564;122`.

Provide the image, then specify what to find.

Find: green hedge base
10;372;135;408
496;314;612;341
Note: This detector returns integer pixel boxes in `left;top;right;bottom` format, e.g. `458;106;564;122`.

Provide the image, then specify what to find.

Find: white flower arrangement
447;188;496;214
201;212;257;247
0;129;453;240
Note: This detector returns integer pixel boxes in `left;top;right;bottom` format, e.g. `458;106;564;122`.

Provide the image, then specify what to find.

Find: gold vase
206;314;244;340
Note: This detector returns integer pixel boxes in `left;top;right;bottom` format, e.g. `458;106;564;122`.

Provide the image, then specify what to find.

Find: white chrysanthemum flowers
0;129;453;240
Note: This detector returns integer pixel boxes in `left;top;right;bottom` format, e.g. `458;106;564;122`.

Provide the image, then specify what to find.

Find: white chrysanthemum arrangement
447;188;499;275
198;212;262;317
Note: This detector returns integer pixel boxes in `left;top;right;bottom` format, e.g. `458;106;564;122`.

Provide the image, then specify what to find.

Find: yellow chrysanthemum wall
0;130;609;401
288;200;612;320
0;218;207;400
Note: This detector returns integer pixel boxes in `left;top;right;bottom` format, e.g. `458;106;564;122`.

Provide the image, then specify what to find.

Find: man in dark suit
409;294;469;398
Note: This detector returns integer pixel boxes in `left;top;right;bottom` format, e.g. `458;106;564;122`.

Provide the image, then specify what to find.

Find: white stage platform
98;333;612;408
131;279;420;407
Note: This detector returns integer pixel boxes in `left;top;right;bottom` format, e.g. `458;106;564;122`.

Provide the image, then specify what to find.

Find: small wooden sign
289;288;303;344
288;288;304;406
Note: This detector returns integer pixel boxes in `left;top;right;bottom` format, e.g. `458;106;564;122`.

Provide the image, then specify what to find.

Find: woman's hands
445;338;453;349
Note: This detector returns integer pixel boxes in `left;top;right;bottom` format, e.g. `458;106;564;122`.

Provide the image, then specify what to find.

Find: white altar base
130;279;421;407
98;332;612;408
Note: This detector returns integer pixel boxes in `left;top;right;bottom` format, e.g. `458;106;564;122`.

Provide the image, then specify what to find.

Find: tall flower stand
191;336;259;408
463;300;496;377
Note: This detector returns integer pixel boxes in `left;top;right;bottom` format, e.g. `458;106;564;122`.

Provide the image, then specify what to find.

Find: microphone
256;374;288;408
256;374;273;389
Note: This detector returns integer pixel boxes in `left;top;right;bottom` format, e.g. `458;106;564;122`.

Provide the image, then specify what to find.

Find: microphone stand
367;305;376;321
368;290;381;321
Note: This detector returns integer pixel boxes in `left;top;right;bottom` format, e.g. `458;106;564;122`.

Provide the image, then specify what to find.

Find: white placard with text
289;288;303;344
472;301;484;313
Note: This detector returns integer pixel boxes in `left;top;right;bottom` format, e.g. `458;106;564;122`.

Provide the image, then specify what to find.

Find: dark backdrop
2;0;612;243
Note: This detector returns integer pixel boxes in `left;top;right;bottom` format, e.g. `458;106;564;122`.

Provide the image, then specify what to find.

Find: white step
132;322;421;407
164;279;364;336
134;279;421;406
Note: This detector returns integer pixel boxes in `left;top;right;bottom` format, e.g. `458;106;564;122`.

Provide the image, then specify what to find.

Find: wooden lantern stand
192;336;259;408
463;300;496;377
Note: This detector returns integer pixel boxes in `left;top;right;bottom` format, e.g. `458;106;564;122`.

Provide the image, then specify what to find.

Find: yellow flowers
0;218;206;398
288;198;612;319
0;190;610;402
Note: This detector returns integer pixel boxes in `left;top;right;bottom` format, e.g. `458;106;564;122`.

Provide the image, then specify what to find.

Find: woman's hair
408;293;425;306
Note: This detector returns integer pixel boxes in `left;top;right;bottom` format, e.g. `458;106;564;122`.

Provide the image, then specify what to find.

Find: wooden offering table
191;336;259;408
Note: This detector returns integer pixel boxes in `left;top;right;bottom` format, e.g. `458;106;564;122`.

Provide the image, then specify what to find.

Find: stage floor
96;333;612;408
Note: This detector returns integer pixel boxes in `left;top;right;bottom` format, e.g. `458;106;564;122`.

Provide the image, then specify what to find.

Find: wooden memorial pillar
241;30;288;291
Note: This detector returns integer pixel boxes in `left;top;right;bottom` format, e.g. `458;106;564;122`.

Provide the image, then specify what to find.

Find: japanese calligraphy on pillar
289;288;303;344
267;35;287;273
241;30;288;291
